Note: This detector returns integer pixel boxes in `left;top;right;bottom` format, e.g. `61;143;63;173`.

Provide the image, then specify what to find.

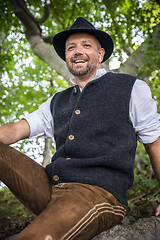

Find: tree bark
28;35;72;82
10;0;73;82
117;23;160;78
42;138;52;166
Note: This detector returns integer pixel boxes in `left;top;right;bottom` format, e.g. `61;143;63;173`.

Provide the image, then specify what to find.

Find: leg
0;142;52;215
15;183;126;240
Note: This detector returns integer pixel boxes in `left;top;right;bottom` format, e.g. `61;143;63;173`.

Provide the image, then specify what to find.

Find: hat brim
53;28;114;63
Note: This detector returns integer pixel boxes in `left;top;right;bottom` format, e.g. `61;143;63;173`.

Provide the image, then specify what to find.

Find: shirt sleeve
23;97;54;138
130;79;160;144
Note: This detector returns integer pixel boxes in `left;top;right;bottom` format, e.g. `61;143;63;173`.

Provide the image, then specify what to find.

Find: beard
66;55;99;77
67;63;92;76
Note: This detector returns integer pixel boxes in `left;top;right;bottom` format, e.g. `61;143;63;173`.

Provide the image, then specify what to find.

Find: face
65;33;105;77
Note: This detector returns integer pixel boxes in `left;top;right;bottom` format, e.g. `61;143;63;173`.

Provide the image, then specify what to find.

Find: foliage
0;187;34;239
149;70;160;113
127;187;160;220
1;0;160;63
128;142;159;199
0;187;32;219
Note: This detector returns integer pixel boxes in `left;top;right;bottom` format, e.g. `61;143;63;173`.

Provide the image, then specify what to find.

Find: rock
6;234;18;240
7;216;160;240
92;216;160;240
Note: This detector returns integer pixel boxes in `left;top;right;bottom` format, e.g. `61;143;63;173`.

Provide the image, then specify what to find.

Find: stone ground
4;216;160;240
93;216;160;240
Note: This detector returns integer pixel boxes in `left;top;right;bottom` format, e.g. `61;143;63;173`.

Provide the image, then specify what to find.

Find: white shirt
24;69;160;144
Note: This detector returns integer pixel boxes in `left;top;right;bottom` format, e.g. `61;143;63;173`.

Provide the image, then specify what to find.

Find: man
0;17;160;240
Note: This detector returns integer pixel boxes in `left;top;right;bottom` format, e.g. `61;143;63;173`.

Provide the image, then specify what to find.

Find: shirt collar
70;68;107;86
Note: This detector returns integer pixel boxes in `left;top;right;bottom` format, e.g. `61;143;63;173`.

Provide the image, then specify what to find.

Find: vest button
66;157;71;160
53;175;59;181
75;109;81;115
74;87;77;93
68;135;74;140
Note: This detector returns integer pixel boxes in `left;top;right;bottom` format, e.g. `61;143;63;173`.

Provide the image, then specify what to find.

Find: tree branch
53;7;66;30
29;35;72;82
38;0;50;25
66;0;78;29
106;23;160;78
10;0;72;83
43;35;54;44
10;0;41;37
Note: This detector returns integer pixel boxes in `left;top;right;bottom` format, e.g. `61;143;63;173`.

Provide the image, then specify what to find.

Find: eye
67;45;75;51
84;44;91;48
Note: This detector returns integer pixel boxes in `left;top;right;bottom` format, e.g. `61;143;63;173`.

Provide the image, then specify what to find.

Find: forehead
66;32;98;45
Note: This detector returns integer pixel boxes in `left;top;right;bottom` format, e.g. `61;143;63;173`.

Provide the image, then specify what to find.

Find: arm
130;80;160;215
0;97;54;145
0;119;30;145
144;137;160;216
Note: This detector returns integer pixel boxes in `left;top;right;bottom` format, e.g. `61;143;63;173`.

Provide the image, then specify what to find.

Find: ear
98;48;105;63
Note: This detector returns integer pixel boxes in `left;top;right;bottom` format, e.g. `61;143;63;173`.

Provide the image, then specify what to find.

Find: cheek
66;52;75;63
65;51;71;60
88;50;100;61
92;54;100;63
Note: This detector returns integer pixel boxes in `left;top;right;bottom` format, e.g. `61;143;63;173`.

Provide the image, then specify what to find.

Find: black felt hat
52;17;114;63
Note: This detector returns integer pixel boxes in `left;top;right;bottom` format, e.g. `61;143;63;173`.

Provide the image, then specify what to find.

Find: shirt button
53;175;59;181
75;109;81;115
68;135;74;140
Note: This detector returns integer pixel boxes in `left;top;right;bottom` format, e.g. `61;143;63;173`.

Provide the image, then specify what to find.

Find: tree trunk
28;35;72;82
117;24;160;78
42;138;52;166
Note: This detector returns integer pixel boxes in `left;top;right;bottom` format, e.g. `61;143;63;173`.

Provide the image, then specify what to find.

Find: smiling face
65;33;105;79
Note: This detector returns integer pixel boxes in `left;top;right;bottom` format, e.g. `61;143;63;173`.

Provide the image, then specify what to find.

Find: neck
74;73;96;90
74;66;102;90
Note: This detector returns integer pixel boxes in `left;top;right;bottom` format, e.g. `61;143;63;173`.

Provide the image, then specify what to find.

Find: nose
74;44;84;55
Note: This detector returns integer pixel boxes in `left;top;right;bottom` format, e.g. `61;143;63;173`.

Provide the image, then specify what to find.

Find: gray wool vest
45;72;137;205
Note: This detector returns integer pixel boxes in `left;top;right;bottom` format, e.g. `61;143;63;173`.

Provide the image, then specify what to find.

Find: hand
155;204;160;216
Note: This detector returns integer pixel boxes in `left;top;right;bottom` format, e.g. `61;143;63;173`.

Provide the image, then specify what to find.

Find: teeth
75;60;85;63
